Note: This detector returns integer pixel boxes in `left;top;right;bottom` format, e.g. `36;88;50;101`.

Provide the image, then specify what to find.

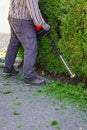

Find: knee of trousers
22;37;37;53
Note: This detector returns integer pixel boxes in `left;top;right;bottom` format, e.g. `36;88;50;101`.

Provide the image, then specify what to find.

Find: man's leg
3;21;21;75
8;18;37;80
5;26;21;70
8;17;45;84
17;22;37;80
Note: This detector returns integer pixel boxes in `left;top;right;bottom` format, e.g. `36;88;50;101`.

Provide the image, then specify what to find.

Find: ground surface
0;34;87;130
0;68;87;130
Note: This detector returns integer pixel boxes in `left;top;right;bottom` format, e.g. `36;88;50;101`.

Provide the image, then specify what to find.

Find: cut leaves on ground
13;101;22;106
36;80;87;114
13;111;20;115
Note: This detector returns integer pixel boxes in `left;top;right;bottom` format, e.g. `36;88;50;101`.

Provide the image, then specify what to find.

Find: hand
36;24;51;37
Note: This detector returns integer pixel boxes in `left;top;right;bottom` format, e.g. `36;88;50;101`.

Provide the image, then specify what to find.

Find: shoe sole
2;72;18;76
24;81;46;86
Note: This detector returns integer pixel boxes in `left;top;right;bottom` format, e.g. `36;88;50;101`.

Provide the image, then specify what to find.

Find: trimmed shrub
18;0;87;79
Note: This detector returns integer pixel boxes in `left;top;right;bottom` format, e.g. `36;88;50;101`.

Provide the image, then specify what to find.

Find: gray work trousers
5;16;37;80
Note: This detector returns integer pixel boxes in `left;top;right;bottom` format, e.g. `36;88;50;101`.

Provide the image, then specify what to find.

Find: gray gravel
0;70;87;130
0;34;87;130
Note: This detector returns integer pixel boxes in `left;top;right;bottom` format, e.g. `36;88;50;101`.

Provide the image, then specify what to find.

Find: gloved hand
35;24;50;37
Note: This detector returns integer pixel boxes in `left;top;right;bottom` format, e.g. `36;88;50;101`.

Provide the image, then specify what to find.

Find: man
3;0;50;85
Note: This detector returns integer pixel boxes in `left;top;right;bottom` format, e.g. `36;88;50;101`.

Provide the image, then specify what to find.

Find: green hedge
18;0;87;79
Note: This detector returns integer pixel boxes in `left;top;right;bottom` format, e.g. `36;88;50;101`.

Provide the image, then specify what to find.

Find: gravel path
0;69;87;130
0;34;87;130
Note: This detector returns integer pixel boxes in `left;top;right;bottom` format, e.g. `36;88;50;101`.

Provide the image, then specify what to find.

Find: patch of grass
13;101;22;106
32;89;43;96
44;81;87;113
56;125;61;130
55;108;59;111
50;120;58;126
13;111;20;115
32;93;38;96
3;90;14;94
3;82;10;87
36;89;43;93
60;104;67;110
3;75;11;80
50;120;61;130
17;125;22;128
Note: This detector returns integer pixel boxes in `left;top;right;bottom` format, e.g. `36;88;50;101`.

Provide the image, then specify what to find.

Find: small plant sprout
50;120;58;126
17;125;22;128
56;125;61;130
3;82;10;87
3;75;10;80
13;111;20;115
13;101;22;106
3;90;14;94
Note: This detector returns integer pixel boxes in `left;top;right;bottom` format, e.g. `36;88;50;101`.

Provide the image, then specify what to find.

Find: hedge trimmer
35;26;75;78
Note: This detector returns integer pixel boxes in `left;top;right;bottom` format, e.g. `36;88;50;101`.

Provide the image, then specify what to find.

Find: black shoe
3;67;19;76
24;76;46;85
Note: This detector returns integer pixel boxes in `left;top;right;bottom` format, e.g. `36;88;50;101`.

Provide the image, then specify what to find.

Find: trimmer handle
35;26;75;78
35;25;50;37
